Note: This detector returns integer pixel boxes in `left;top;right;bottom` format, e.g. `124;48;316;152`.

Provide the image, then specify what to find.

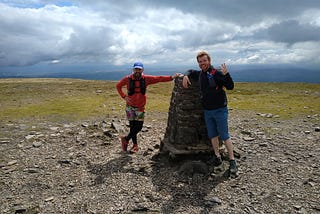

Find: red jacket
116;73;173;111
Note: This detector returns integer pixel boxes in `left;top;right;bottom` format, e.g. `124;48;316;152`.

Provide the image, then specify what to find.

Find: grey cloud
76;0;138;21
5;0;320;27
105;0;320;25
0;5;117;66
1;0;320;68
267;20;320;44
177;29;231;48
62;27;116;61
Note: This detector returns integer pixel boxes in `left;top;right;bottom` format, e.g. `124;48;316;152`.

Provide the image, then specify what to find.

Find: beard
133;72;142;79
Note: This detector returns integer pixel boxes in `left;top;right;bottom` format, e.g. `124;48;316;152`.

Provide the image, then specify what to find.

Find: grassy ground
0;78;319;123
229;82;320;118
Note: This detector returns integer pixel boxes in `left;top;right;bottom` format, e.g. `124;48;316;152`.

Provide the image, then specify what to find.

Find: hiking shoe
121;136;128;152
212;155;222;166
229;160;238;175
129;144;139;154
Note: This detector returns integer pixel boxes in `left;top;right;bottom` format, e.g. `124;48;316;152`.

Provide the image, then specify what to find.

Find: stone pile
161;75;212;157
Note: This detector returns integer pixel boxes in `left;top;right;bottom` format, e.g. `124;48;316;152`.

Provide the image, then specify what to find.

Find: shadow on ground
87;152;229;213
150;153;230;213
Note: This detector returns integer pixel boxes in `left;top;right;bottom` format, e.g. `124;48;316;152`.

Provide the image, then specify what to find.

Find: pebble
258;143;268;147
23;168;39;173
13;206;27;213
32;141;42;147
45;197;55;202
0;138;11;144
205;196;222;205
7;160;18;166
4;168;16;174
81;122;89;128
243;137;255;141
49;126;59;131
111;122;124;133
293;205;302;210
25;134;35;140
258;113;274;118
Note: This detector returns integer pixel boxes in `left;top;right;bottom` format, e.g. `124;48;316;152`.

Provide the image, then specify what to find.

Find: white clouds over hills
0;0;320;71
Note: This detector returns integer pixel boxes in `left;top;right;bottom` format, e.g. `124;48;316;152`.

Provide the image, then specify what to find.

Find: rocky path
0;111;319;213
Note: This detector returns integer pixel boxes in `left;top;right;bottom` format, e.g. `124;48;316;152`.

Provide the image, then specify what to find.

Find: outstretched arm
145;73;181;85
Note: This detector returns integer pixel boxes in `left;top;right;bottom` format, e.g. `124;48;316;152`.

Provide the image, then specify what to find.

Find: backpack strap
128;76;135;95
140;78;146;95
210;68;216;76
128;76;146;95
210;68;219;91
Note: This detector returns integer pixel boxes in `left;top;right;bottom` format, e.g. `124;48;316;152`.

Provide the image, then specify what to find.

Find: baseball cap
133;62;144;69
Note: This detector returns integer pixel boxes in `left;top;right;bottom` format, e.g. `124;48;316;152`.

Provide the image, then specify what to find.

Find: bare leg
224;138;235;160
211;136;220;157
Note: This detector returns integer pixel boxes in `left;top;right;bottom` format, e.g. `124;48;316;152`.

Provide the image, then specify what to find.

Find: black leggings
126;120;143;144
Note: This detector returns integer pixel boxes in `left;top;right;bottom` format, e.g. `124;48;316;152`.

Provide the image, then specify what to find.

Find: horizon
1;64;319;83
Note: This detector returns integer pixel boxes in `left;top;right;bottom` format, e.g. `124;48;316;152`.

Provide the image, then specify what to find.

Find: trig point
161;76;213;158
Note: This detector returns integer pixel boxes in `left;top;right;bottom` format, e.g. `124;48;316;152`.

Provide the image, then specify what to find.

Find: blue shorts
204;107;230;141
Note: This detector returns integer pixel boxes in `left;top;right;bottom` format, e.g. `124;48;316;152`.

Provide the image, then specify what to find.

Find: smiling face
133;68;143;79
197;54;211;72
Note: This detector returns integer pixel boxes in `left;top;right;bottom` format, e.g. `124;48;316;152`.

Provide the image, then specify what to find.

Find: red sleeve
144;75;172;85
116;77;128;98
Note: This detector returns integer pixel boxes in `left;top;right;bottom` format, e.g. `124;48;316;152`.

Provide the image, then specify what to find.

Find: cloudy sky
1;0;320;74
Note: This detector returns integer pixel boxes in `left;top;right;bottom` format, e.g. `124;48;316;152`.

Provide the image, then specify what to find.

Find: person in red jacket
116;62;180;153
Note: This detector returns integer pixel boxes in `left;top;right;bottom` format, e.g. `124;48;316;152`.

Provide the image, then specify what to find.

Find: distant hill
0;65;319;83
230;67;319;83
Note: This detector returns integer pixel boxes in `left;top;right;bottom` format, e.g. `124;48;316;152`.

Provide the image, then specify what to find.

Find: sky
0;0;320;75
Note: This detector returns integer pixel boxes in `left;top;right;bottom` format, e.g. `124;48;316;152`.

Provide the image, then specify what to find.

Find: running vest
128;77;146;95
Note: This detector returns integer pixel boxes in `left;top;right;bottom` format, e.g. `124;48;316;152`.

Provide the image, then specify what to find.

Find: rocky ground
0;110;319;214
